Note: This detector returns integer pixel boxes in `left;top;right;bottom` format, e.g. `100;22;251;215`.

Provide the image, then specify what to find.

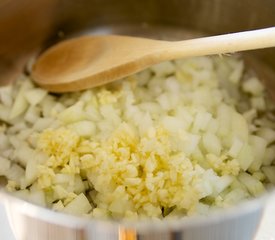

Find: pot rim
0;188;274;232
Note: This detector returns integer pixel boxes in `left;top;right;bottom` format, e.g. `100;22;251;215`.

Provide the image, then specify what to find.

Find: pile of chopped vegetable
0;56;275;220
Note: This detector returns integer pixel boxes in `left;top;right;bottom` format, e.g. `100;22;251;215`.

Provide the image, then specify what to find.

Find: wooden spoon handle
158;27;275;60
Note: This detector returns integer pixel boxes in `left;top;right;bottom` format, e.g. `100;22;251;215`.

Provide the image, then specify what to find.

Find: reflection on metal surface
119;227;137;240
0;0;58;85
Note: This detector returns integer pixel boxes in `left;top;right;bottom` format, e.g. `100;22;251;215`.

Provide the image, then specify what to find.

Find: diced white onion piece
217;104;232;137
229;60;244;84
262;166;275;184
252;171;265;181
6;164;25;183
32;118;54;132
53;185;69;200
9;82;30;120
0;132;10;150
213;175;233;194
151;61;175;77
58;101;85;124
63;193;92;215
25;88;47;106
228;138;243;158
263;145;275;166
242;77;264;96
257;128;275;145
251;97;266;111
238;172;265;197
54;174;74;185
74;175;86;194
138;113;153;135
196;180;213;198
182;134;200;156
99;105;121;125
157;93;172;111
164;77;180;93
161;116;185;134
175;108;193;130
14;143;35;167
24;106;40;124
231;112;249;142
17;129;32;141
8;136;22;149
237;144;254;171
29;190;46;207
249;136;267;172
25;157;39;185
68;121;96;138
224;188;249;205
203;132;221;156
52;200;65;211
0;104;11;122
1;149;13;159
41;96;55;117
0;156;11;175
243;109;257;123
206;119;219;134
0;85;13;107
192;111;212;133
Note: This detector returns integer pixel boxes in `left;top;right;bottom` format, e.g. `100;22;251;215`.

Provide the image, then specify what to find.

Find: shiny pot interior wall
0;0;275;85
55;0;275;34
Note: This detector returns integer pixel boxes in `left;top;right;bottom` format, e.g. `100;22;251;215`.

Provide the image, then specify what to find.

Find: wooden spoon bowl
32;27;275;92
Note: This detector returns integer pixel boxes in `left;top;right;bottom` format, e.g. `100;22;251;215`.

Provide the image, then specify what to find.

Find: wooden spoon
32;27;275;92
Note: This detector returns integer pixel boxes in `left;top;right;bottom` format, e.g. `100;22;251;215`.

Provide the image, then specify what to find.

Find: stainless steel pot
0;1;275;240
